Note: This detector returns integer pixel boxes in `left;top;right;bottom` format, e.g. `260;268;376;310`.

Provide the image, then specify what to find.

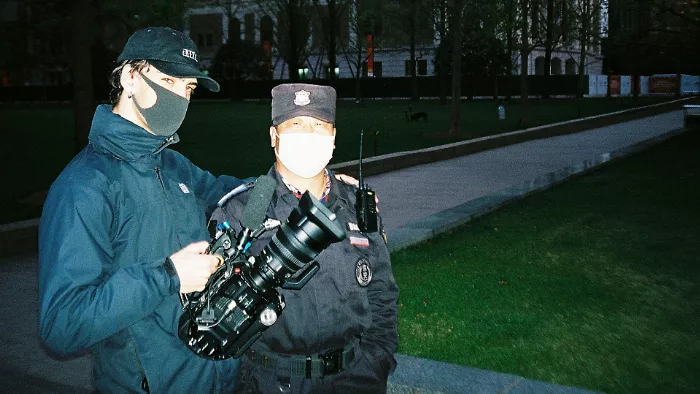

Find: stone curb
0;364;92;394
0;218;40;258
384;127;687;253
0;98;694;258
329;97;696;178
387;354;600;394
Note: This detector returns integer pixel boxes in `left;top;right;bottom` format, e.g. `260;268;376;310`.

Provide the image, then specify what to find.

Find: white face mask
275;130;335;178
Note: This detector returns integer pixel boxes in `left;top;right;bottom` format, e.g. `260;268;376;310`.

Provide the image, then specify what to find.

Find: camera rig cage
178;190;346;360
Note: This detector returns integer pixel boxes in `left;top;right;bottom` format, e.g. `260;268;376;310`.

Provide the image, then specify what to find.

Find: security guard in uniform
210;83;399;393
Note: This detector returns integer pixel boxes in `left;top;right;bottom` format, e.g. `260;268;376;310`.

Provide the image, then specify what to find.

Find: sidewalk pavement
0;110;685;393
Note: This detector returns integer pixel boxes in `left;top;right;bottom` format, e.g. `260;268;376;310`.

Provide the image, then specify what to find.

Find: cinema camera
178;176;346;360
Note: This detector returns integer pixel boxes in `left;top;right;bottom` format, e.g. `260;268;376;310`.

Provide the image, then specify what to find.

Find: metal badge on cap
294;90;311;106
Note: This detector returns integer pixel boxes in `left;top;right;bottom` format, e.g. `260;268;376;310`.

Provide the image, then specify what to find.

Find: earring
127;92;133;99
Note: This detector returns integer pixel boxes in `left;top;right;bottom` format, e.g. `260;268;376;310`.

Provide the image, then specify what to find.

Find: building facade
186;0;606;81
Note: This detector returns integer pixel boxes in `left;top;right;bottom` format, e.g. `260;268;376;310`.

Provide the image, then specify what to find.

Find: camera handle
281;262;320;290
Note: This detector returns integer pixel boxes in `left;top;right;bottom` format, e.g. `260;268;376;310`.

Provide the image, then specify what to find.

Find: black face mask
133;72;190;136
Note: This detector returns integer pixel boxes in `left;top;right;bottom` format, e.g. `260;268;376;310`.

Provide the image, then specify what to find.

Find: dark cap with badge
271;83;336;126
117;26;220;92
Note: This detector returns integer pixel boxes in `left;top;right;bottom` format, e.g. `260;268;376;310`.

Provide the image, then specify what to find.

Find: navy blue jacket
38;105;242;393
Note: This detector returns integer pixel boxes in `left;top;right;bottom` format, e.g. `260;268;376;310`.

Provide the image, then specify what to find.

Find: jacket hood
88;104;179;161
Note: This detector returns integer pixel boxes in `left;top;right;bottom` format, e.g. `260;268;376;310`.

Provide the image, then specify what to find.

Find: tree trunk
505;0;514;100
355;40;362;103
450;0;463;135
543;0;554;99
577;3;588;98
438;0;448;105
288;2;300;81
520;0;529;104
410;0;419;101
328;0;337;81
72;0;94;153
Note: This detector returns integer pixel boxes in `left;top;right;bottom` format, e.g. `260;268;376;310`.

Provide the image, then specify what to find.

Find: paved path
0;110;684;393
370;111;683;232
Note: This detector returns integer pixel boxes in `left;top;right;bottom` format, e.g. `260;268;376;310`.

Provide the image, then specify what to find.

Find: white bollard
498;105;506;120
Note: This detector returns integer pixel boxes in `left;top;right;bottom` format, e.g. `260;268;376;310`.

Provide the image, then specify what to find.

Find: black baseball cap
271;83;336;126
117;27;220;92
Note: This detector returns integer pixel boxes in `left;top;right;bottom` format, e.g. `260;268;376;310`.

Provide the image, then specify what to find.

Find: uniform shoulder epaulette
330;170;359;191
217;180;256;207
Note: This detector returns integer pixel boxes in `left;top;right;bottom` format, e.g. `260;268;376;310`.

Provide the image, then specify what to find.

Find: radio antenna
355;129;377;232
359;129;365;187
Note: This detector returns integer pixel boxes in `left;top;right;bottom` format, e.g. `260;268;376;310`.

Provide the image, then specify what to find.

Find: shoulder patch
217;181;256;207
332;171;360;190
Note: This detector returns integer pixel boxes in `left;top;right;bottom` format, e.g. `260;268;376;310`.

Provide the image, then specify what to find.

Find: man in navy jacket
38;27;241;393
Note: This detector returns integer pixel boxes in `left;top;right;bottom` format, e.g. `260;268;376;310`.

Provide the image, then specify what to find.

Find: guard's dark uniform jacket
38;105;242;393
210;167;399;394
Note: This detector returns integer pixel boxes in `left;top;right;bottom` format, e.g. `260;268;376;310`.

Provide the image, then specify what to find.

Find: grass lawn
391;130;700;393
0;96;673;224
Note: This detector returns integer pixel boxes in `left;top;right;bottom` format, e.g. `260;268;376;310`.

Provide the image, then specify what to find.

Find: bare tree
341;0;383;102
433;0;449;104
257;0;312;81
385;0;433;101
570;0;606;97
504;0;518;99
311;0;351;81
542;0;556;98
450;0;464;134
519;0;530;103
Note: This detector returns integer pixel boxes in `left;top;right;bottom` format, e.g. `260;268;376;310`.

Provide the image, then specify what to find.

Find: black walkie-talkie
356;129;378;233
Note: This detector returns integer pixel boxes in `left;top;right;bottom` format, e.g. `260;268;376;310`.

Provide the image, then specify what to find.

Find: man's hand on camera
169;241;222;294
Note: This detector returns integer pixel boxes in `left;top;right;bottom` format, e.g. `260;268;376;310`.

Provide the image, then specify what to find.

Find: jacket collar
266;165;348;212
88;104;179;161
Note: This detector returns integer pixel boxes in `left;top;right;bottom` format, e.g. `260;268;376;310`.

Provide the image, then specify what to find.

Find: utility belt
245;343;356;379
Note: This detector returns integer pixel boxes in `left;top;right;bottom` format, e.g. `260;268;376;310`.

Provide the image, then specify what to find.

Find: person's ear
269;126;277;148
120;65;136;97
332;127;337;149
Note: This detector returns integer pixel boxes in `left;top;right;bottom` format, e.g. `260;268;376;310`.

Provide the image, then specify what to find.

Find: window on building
298;68;310;80
261;15;274;43
327;67;340;78
405;59;429;76
198;34;204;48
417;59;427;75
361;61;382;77
535;57;545;75
245;13;255;42
229;17;241;43
551;58;562;75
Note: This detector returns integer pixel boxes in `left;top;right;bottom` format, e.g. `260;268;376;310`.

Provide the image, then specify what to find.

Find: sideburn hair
109;60;150;106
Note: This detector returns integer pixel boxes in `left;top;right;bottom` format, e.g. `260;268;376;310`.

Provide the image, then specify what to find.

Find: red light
234;267;241;275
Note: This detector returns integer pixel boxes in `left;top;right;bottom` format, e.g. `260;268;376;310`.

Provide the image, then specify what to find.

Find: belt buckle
319;349;343;375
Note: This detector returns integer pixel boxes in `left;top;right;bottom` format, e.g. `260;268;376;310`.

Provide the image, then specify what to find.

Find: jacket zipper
156;135;176;153
155;167;184;249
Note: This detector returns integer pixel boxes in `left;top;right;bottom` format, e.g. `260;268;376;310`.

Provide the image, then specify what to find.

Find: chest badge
349;236;369;247
347;222;361;232
355;258;372;287
179;183;190;194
